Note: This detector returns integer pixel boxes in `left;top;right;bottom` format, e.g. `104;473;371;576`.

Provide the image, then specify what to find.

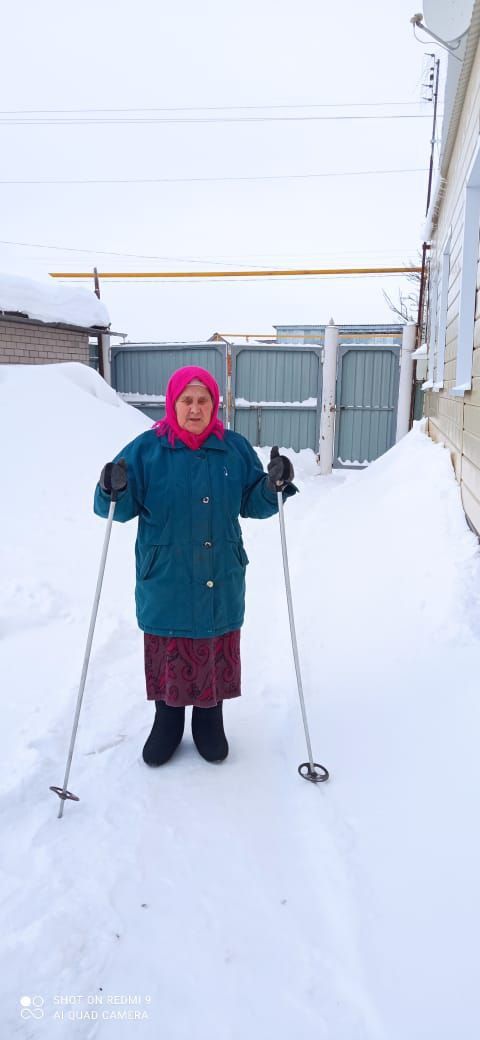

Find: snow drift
1;362;480;1039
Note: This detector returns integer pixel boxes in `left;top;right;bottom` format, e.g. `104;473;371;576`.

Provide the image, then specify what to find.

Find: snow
221;338;275;346
235;397;317;407
411;342;427;359
2;362;480;1039
118;392;167;403
0;272;110;329
337;457;368;466
118;393;224;405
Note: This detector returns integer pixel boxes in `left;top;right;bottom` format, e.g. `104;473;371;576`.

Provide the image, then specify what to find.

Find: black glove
267;446;294;491
99;458;128;496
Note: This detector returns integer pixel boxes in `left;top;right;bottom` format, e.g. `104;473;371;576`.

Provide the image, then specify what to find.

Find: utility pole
425;55;441;216
93;265;105;380
410;55;440;427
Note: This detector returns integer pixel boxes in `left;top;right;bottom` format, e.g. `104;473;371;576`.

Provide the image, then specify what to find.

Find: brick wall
0;319;90;365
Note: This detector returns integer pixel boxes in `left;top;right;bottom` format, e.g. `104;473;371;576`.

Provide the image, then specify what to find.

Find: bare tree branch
382;254;422;324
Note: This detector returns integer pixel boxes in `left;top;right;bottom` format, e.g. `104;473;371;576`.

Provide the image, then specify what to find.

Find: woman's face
175;382;213;434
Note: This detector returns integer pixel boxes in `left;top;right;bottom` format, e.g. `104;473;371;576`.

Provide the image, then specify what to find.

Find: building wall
424;35;480;533
0;319;89;366
275;324;403;345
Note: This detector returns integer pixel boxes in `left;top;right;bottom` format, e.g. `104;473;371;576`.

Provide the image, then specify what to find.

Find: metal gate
110;342;226;422
334;344;400;465
110;334;402;463
231;343;322;452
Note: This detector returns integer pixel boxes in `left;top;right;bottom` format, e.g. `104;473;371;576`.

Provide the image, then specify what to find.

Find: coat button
206;580;214;588
203;540;212;548
202;496;210;504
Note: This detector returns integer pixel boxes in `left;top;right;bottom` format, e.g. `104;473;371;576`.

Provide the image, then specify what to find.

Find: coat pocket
139;545;160;580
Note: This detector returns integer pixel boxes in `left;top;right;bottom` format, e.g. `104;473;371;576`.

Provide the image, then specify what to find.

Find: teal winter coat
94;429;297;638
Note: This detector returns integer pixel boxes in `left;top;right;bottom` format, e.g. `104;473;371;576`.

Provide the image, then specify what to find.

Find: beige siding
462;452;480;500
426;389;463;476
463;426;480;459
460;483;480;533
424;34;480;534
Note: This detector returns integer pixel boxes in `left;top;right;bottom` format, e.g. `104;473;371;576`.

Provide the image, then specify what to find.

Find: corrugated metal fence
231;343;322;453
111;325;404;464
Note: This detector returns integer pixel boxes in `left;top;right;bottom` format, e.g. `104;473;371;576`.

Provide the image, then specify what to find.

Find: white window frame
451;139;480;396
433;231;451;390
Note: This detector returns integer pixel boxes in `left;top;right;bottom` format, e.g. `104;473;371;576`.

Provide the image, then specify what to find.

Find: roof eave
0;310;125;336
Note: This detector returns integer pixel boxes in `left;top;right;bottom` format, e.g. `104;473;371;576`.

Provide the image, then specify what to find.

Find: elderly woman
94;365;297;767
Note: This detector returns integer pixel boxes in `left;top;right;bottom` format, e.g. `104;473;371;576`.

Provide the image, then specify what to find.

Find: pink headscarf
152;365;225;450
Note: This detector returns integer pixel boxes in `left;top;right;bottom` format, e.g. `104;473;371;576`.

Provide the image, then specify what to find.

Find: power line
56;273;419;286
0;114;433;126
0;100;433;115
0;167;428;186
0;238;420;272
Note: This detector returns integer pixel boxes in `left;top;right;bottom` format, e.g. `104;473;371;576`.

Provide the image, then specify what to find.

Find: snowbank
1;362;480;1040
0;272;110;328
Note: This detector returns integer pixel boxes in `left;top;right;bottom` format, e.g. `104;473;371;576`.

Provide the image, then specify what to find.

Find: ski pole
276;488;329;784
50;492;118;817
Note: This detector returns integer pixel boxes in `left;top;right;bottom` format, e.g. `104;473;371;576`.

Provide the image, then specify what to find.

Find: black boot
191;702;229;763
142;701;185;766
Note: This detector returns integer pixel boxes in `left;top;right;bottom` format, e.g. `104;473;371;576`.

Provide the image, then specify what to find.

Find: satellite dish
423;0;473;40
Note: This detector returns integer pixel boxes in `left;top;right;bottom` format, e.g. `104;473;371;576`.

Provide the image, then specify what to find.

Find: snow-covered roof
0;273;110;330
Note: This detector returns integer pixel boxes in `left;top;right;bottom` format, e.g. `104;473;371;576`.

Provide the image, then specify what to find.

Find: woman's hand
99;458;128;496
267;446;294;490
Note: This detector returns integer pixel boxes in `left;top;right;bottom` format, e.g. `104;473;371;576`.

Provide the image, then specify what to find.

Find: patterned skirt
144;630;241;708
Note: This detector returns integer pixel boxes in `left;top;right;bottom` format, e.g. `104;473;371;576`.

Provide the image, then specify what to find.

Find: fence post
225;342;232;430
319;319;339;474
396;322;417;441
100;334;111;385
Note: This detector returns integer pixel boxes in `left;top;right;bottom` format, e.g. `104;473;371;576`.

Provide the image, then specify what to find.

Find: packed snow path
2;364;480;1039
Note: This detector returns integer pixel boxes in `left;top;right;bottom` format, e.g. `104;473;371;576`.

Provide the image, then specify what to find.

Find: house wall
0;319;89;366
424;35;480;533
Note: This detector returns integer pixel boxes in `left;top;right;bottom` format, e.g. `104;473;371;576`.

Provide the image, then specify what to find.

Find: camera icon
20;995;45;1020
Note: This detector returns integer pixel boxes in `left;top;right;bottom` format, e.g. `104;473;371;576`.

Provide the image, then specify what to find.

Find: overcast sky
1;0;441;341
